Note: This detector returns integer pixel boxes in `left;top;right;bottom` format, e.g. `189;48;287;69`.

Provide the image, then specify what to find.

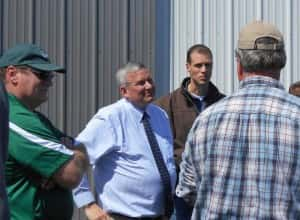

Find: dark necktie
141;112;173;217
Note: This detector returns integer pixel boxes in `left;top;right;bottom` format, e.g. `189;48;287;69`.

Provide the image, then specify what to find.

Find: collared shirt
73;98;176;217
177;76;300;219
5;94;73;220
190;92;205;111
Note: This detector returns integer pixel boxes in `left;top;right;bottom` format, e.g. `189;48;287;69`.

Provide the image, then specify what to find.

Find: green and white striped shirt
5;94;74;220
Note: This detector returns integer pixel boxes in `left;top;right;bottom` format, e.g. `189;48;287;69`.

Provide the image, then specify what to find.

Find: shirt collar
121;98;150;122
190;92;205;101
239;75;285;90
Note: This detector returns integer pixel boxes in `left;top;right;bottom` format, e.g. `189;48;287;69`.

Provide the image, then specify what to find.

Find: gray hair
235;37;286;73
116;62;146;86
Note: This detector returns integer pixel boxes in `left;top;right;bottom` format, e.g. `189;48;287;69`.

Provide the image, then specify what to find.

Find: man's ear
120;86;127;98
185;62;191;74
236;59;244;81
5;65;18;85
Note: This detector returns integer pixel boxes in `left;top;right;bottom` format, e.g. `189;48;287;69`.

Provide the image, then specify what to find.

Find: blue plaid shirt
176;76;300;219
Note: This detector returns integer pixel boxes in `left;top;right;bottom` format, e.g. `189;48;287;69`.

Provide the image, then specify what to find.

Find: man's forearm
72;146;89;176
53;142;89;189
62;138;89;175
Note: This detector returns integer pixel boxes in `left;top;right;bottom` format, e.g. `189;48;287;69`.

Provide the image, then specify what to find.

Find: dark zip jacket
155;77;225;168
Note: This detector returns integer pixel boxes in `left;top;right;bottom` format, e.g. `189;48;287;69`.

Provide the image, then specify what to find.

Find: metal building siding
1;0;34;46
155;0;171;95
65;0;157;135
0;1;157;219
65;0;99;135
0;0;157;135
35;0;67;130
291;0;300;84
170;0;300;95
0;0;67;128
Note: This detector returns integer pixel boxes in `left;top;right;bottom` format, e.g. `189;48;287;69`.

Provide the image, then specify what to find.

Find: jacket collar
180;77;224;106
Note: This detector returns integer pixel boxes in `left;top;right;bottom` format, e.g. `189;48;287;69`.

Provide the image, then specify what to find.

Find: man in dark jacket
155;44;225;220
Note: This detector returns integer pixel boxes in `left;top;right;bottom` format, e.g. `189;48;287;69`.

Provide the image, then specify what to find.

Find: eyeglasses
17;66;54;80
125;79;154;87
31;70;54;81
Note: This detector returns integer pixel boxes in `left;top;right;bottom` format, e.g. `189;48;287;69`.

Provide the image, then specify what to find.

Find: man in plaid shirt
176;21;300;219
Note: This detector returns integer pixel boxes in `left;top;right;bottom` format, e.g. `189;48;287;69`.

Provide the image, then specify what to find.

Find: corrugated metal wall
0;0;163;219
0;0;160;136
170;0;300;95
3;0;299;219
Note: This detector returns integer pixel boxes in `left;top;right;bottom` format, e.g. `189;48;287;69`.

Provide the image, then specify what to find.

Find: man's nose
145;80;153;88
200;64;208;72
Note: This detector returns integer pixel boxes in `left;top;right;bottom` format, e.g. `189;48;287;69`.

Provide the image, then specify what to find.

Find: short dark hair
186;44;213;63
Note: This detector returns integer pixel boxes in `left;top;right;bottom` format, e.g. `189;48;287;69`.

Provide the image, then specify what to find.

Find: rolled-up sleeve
73;174;95;208
73;113;119;207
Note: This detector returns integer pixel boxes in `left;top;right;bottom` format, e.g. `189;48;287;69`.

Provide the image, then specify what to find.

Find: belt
109;213;163;220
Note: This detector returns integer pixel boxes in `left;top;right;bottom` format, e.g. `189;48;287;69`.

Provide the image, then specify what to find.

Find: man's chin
197;80;209;85
145;96;154;103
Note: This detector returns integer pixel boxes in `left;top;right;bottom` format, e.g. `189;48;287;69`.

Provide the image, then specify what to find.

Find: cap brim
28;63;66;73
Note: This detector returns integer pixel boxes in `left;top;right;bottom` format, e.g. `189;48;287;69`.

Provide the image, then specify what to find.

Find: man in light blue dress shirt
73;62;176;220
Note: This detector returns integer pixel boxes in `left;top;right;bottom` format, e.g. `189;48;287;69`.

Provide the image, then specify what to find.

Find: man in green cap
0;43;89;220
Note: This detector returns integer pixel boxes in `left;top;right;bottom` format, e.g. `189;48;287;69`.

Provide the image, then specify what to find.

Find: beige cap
238;20;284;50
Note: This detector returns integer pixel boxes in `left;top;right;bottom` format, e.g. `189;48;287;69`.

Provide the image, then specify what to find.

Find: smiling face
120;68;155;109
186;51;213;89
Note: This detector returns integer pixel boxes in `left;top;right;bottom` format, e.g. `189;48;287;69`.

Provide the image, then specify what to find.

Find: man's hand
61;136;76;149
84;202;113;220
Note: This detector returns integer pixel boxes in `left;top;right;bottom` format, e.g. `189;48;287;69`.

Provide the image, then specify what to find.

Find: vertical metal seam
0;0;3;52
256;0;263;20
31;0;36;43
127;0;130;62
95;0;99;112
63;0;68;132
228;0;234;92
201;0;204;42
169;0;174;90
286;0;292;84
154;0;170;95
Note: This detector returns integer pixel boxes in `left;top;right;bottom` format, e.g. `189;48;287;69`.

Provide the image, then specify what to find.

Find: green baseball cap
0;43;65;73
